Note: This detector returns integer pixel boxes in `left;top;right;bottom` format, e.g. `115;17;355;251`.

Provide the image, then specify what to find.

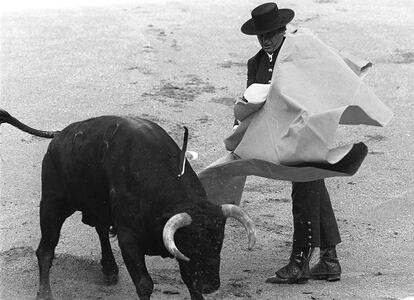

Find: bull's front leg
96;226;119;285
117;229;153;299
188;289;204;300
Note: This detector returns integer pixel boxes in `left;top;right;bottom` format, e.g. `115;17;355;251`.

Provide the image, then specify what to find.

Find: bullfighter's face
175;214;226;295
257;28;285;54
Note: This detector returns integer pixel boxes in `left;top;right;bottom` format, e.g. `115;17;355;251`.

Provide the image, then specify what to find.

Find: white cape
199;28;393;206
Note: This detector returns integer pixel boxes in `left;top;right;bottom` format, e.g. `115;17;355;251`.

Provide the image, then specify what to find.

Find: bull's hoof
189;292;204;300
101;263;119;285
36;290;54;300
105;273;119;285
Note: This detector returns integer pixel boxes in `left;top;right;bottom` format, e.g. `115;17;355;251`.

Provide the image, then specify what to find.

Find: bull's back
46;116;181;204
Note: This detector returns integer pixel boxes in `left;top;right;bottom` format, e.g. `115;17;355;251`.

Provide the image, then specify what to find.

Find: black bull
0;109;256;300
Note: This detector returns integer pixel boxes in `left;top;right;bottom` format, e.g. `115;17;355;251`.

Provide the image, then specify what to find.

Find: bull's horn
162;213;192;262
221;204;256;250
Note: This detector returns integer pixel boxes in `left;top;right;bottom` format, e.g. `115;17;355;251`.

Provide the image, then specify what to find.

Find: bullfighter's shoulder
248;49;264;64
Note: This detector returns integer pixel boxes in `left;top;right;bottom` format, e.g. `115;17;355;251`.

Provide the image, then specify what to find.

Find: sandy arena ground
1;0;413;299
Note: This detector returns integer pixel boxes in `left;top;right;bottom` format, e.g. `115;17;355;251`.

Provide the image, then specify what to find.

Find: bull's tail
0;109;60;138
178;126;189;178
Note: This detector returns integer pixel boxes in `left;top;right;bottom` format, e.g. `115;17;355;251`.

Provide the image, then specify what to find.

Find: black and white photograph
1;0;413;299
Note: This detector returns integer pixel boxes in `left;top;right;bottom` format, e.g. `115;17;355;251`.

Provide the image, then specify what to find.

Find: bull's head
162;204;256;296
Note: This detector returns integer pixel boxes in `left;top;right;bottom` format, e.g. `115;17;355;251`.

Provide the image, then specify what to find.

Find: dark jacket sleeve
247;57;257;88
234;56;257;126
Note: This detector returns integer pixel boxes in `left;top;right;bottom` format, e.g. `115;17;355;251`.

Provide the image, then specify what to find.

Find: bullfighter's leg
35;197;72;300
319;181;341;248
96;226;119;285
118;229;153;300
310;181;342;281
266;180;320;284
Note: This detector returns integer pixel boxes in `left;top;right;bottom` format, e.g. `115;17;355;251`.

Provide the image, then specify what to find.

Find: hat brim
241;9;294;35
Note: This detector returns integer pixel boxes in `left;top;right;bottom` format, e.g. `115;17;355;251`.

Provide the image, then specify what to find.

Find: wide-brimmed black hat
241;2;294;35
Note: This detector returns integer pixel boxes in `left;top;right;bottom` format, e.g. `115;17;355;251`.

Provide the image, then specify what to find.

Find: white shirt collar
267;52;274;62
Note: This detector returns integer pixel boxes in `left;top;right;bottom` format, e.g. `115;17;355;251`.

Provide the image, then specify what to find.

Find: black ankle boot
310;246;341;281
266;247;314;284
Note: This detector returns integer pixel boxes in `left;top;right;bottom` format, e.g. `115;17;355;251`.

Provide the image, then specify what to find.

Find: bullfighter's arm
234;57;257;128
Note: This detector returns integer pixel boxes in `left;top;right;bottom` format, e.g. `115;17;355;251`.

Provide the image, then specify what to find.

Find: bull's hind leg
35;196;72;300
118;230;153;300
96;226;119;285
36;153;73;300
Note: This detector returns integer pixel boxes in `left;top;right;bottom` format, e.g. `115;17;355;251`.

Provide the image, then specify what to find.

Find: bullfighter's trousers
291;179;341;249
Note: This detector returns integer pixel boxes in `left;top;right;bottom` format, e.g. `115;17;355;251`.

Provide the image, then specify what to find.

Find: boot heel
311;274;327;280
296;277;309;284
288;277;308;284
326;274;340;282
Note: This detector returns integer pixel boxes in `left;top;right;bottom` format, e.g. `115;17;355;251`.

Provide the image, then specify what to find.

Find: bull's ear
163;213;192;262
